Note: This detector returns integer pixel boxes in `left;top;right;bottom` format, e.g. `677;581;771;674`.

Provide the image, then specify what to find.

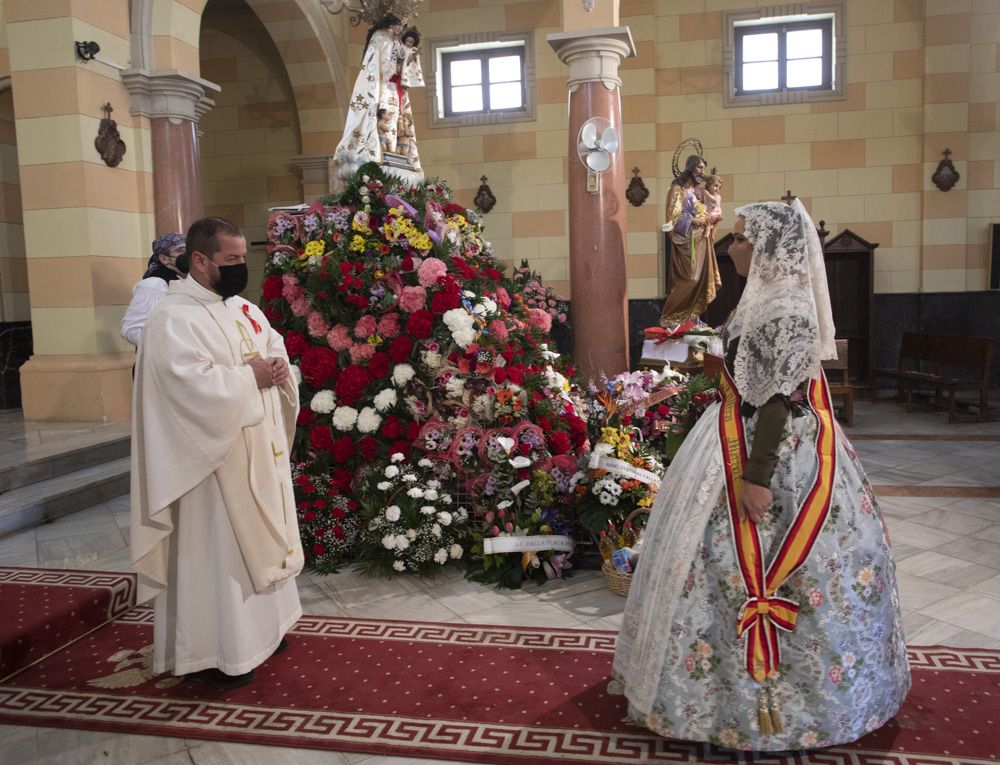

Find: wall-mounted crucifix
781;189;796;204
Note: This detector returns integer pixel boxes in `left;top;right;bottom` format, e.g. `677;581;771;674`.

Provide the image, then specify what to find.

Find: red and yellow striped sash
718;367;837;682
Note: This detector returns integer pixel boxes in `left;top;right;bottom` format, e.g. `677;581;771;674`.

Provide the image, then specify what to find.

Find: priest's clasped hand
248;356;290;389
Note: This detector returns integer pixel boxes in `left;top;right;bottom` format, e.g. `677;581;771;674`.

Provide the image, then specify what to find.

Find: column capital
121;68;221;123
290;154;334;184
546;27;635;91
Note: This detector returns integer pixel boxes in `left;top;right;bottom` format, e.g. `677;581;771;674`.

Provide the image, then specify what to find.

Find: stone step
0;432;130;494
0;457;131;538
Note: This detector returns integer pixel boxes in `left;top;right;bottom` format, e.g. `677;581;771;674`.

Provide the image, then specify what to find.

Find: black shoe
186;667;255;691
271;637;289;656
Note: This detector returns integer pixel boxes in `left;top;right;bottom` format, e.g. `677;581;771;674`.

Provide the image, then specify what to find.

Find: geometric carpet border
1;686;997;765
0;567;136;620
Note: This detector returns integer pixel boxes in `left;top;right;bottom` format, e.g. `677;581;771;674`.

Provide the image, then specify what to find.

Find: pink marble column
151;117;204;233
549;29;635;381
122;69;220;233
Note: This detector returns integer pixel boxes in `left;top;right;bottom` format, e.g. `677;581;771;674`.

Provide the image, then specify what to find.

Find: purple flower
385;194;418;218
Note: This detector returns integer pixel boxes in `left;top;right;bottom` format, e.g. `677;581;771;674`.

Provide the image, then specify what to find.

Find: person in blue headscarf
121;232;186;347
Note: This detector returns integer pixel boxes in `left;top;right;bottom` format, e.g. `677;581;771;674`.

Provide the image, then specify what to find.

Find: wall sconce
931;148;960;192
475;175;496;214
626;167;649;207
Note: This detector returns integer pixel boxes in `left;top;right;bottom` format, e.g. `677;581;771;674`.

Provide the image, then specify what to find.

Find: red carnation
309;425;334;452
406;420;421;441
401;256;414;271
339;261;352;274
262;275;283;301
332;525;346;540
331;507;346;521
430;289;461;314
507;367;525;386
300;345;339;388
283;330;308;359
262;305;283;324
482;267;502;281
358;435;378;460
368;351;390;379
387;334;415;362
547;430;572;455
406;309;434;339
335;365;371;406
331;435;356;463
388;440;410;458
297;408;316;427
450;256;477;280
381;415;404;440
303;510;317;522
331;467;353;492
313;542;326;556
443;202;466;216
493;367;507;384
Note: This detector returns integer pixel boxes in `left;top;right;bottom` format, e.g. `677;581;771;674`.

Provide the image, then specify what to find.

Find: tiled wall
199;0;304;302
339;0;1000;299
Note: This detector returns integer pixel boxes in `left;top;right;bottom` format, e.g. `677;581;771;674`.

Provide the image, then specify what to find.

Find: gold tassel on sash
757;686;773;735
768;685;784;734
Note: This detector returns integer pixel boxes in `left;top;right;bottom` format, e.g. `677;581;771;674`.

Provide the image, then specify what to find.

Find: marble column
548;28;635;380
122;69;219;233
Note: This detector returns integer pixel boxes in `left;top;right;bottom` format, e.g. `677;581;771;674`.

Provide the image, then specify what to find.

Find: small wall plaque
95;102;126;168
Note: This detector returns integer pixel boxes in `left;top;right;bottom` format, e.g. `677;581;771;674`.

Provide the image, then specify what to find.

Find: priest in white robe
130;216;303;690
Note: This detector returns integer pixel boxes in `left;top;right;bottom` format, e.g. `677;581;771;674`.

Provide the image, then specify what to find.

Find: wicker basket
601;508;651;597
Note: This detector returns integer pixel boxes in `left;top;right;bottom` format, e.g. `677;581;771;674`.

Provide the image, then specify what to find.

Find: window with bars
441;47;526;118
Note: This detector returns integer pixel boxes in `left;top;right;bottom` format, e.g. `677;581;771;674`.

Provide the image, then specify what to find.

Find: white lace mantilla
727;199;836;407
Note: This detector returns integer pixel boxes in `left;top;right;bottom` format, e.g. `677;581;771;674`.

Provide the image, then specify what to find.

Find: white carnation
427;479;440;489
309;389;335;414
473;297;497;316
391;452;405;463
373;388;397;412
434;548;449;565
407;487;424;498
452;328;477;348
385;505;401;522
332;406;358;431
455;506;468;521
395;535;410;550
442;308;473;331
392;363;415;386
421;350;442;369
381;534;396;550
431;523;442;538
449;543;464;559
436;511;453;527
357;407;382;433
420;505;436;515
423;488;439;501
402;473;418;483
405;528;417;540
392;560;406;572
418;458;433;468
384;465;400;478
445;377;466;397
377;481;392;491
441;494;453;505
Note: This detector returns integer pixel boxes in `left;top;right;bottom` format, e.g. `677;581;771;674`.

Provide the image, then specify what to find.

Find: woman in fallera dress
612;199;910;751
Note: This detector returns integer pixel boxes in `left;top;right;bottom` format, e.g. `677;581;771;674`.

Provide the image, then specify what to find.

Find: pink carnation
417;257;447;287
282;283;305;303
495;287;511;310
526;307;552;333
354;315;377;339
488;319;509;342
326;324;353;351
398;285;426;313
289;297;310;317
377;313;401;338
349;343;375;363
306;311;329;338
281;274;300;288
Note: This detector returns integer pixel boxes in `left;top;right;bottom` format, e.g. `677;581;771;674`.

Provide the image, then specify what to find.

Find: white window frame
723;3;846;108
427;31;536;128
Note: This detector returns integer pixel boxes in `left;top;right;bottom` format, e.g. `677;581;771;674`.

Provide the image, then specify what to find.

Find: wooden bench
823;339;854;426
872;331;997;423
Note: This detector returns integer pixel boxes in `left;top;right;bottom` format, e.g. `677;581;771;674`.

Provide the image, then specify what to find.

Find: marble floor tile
896;550;999;588
905;617;1000;649
894;572;963;611
340;589;462;623
917;590;1000;637
936;536;1000;568
969;573;1000;600
35;528;128;568
975;524;1000;544
0;527;39;567
461;599;590;629
31;726;188;765
186;740;352;765
907;508;998;536
880;518;964;550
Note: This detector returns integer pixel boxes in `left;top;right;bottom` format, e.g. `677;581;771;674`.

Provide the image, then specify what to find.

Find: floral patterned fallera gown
619;404;911;751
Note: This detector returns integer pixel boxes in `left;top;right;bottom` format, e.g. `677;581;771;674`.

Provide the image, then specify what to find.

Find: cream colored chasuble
130;277;303;675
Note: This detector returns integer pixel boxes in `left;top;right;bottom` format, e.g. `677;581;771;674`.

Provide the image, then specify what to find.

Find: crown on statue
359;0;422;24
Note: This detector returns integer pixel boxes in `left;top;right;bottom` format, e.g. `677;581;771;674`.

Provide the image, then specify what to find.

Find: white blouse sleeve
121;278;168;347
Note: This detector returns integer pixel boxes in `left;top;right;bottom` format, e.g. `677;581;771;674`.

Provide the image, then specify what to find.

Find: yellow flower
374;269;384;279
349;235;366;252
304;240;325;257
638;496;652;508
599;427;621;446
367;333;383;347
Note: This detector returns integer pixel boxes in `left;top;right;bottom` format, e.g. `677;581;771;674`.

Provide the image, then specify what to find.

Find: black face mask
213;262;248;298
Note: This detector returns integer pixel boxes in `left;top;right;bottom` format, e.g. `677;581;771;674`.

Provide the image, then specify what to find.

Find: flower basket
601;507;650;597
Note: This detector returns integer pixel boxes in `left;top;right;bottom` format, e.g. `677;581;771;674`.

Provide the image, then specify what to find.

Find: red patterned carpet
1;600;998;764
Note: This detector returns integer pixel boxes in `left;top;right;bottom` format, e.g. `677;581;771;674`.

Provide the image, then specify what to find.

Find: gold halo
672;138;705;179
